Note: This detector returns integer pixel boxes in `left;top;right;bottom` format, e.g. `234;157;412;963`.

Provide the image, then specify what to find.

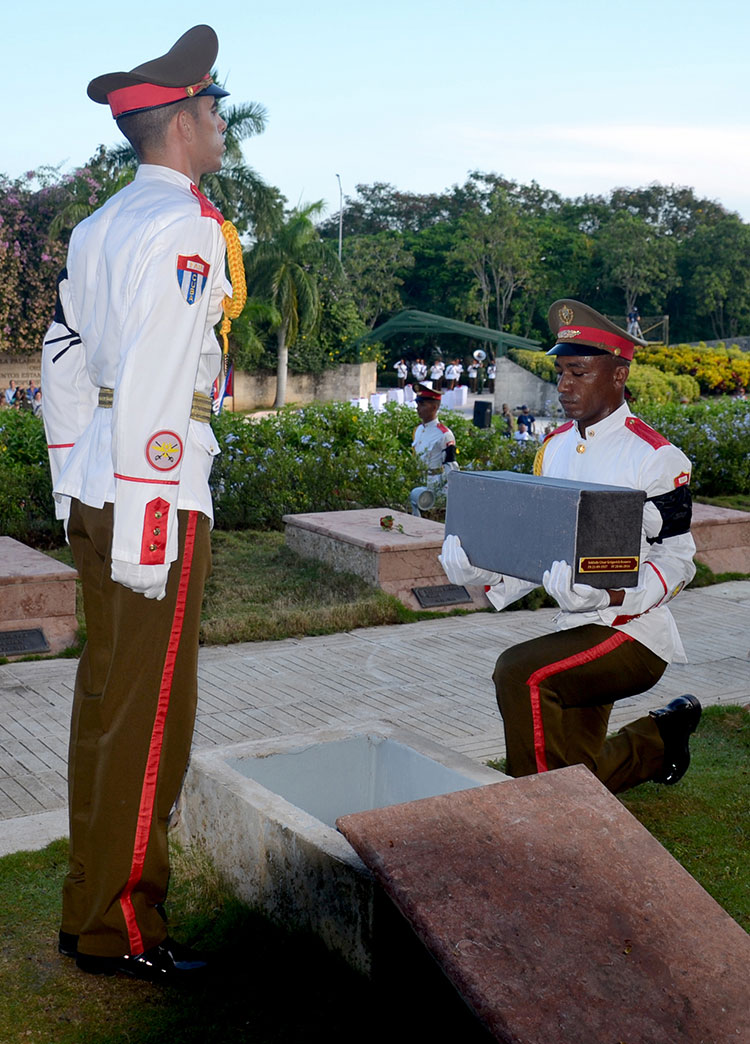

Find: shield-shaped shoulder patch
176;254;211;304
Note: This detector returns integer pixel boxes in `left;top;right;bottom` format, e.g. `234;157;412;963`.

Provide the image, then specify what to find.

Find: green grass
201;530;423;643
489;708;749;931
0;840;381;1044
28;528;750;660
695;494;750;512
0;839;487;1044
1;706;746;1042
41;531;484;657
619;705;750;930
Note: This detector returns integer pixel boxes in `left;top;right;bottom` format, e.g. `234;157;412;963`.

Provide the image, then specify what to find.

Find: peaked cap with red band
414;382;442;402
87;25;229;119
546;299;647;362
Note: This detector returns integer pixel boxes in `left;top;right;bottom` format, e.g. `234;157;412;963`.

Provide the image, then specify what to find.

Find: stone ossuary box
445;471;645;589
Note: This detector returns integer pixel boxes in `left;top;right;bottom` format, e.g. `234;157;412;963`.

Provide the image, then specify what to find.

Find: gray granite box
445;471;645;589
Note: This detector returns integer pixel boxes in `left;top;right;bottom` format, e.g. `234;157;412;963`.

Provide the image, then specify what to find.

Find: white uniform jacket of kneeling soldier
440;299;701;795
41;25;245;981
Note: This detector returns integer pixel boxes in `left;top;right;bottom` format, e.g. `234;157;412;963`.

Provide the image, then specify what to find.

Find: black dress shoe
58;931;78;958
76;937;207;984
650;694;702;785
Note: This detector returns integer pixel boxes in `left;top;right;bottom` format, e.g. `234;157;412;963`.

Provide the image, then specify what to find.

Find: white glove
542;560;609;613
111;559;169;601
439;534;503;587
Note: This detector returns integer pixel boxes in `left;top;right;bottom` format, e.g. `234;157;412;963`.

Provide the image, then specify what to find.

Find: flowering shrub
639;399;750;496
507;348;701;404
0;409;61;546
637;344;750;396
209;402;538;529
3;399;746;546
0;174;68;354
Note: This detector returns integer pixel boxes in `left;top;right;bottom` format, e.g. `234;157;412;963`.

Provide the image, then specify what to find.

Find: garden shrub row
507;348;701;404
1;398;747;547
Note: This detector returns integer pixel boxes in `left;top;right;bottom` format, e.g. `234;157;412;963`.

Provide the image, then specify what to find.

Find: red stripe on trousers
526;631;634;774
119;511;198;953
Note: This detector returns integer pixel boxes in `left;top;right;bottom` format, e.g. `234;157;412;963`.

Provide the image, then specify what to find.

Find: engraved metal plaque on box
445;471;645;589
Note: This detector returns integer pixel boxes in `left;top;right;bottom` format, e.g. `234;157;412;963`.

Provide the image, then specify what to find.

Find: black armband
444;444;457;464
646;486;692;543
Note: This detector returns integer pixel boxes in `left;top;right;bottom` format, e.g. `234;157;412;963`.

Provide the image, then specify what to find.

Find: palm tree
246;202;341;407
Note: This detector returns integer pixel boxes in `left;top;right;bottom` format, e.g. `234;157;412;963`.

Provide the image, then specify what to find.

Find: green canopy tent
353;309;542;356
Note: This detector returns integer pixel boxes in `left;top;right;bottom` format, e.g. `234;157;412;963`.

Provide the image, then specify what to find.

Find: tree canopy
321;175;747;345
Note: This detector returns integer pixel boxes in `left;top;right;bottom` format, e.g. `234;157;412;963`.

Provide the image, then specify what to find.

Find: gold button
154;511;162;519
589;430;595;437
153;527;161;536
576;444;586;454
614;347;621;356
149;543;157;551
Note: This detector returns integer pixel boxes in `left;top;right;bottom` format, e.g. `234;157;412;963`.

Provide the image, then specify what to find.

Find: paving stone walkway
1;581;748;855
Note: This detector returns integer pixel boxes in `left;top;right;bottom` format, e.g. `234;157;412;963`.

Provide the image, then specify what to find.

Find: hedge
1;398;747;547
506;348;701;404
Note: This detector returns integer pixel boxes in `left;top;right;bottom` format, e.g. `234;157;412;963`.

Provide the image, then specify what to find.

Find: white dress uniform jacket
412;418;459;484
42;164;229;596
485;403;696;663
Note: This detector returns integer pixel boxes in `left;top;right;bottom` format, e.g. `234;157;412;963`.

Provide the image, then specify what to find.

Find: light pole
336;173;343;262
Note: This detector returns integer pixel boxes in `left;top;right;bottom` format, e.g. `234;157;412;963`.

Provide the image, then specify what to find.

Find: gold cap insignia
557;329;580;339
559;305;575;324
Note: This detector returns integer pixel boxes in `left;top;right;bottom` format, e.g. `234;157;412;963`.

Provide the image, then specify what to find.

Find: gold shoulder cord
533;442;546;476
219;220;247;357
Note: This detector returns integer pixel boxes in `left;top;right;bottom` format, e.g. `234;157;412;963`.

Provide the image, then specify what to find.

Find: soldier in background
411;383;458;490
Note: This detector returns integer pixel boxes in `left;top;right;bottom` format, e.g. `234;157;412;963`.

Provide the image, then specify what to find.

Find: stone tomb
691;502;750;574
283;508;489;611
175;724;506;973
338;765;750;1044
0;537;78;657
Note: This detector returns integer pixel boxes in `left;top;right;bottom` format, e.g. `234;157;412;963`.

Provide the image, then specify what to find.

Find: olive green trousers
493;624;667;794
62;499;211;958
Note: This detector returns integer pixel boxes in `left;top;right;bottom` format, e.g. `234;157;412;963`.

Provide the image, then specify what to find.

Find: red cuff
139;498;170;564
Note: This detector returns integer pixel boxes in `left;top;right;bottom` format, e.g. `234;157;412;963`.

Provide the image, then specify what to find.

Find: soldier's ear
613;361;630;389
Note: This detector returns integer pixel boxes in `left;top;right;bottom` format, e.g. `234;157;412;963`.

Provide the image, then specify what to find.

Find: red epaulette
437;422;450;434
543;420;574;443
625;415;670;449
190;184;224;225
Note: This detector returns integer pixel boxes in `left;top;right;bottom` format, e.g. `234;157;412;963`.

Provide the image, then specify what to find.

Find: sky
4;0;750;221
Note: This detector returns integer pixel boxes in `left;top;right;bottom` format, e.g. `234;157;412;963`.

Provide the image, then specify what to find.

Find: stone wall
232;362;377;411
683;336;750;352
492;355;557;414
0;352;41;388
0;353;377;413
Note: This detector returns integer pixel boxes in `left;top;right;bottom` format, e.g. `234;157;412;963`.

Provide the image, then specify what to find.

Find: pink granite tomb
338;765;750;1044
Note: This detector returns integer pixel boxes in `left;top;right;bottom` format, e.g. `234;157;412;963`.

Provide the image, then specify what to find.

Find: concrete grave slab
337;764;750;1044
175;723;508;973
283;508;489;611
0;537;78;656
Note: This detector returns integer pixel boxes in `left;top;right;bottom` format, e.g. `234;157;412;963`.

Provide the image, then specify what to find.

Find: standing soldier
393;357;408;389
429;356;445;391
41;25;245;982
486;359;496;393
